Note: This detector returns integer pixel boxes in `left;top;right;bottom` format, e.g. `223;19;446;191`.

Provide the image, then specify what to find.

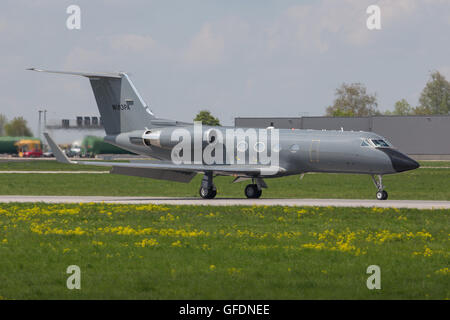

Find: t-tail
28;68;156;135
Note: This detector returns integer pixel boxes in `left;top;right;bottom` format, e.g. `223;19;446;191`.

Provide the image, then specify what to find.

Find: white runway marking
0;196;449;209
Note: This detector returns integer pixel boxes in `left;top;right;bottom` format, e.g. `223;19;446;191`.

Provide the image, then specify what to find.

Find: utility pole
43;109;47;133
38;110;43;139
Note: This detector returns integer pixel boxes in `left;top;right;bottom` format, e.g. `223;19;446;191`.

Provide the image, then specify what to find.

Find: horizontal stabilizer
27;68;122;78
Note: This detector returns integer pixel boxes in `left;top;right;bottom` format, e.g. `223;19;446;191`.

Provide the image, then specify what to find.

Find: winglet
43;132;73;164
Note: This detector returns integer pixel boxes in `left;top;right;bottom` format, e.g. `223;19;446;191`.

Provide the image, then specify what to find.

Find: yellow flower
135;238;159;248
171;240;182;247
227;267;241;275
413;245;433;257
302;243;326;250
435;268;450;275
209;265;216;271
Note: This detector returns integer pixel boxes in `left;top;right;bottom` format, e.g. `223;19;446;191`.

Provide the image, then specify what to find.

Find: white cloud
378;0;418;24
108;33;158;53
264;0;426;53
183;23;225;65
265;1;365;54
63;47;110;70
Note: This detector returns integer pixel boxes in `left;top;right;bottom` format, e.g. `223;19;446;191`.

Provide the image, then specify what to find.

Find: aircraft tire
245;184;262;199
199;187;216;199
376;190;388;200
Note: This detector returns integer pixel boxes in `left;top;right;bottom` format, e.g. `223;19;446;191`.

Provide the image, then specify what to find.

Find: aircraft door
309;140;320;162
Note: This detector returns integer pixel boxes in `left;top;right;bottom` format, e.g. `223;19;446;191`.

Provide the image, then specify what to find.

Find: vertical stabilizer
28;68;156;134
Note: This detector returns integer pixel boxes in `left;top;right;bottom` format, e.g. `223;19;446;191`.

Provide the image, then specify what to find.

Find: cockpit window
370;139;391;148
361;138;392;148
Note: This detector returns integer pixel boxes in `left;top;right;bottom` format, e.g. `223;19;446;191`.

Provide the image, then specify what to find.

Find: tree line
0;116;33;137
326;71;450;117
197;70;450;125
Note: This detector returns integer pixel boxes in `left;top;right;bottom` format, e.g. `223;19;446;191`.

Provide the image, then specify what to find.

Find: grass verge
0;203;448;299
0;168;449;200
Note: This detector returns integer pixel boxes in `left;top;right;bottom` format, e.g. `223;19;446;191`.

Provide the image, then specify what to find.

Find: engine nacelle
141;128;188;150
142;130;163;148
141;127;223;150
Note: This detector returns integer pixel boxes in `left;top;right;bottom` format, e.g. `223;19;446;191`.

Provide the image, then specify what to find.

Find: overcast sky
1;0;449;135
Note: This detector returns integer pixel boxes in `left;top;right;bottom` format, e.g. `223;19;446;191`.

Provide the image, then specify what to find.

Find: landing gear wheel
199;187;217;199
376;190;388;200
245;184;262;199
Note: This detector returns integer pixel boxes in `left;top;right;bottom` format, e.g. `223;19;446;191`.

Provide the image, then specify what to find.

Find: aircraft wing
76;160;282;176
44;133;284;177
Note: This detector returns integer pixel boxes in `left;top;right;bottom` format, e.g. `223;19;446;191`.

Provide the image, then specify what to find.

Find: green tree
325;83;379;117
385;99;413;115
414;71;450;115
194;110;221;126
4;117;33;137
0;114;7;136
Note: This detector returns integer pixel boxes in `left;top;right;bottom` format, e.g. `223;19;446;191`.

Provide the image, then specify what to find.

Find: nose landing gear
371;175;388;200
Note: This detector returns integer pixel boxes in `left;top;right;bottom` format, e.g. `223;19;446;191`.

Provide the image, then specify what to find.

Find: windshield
370;139;391;148
361;138;392;148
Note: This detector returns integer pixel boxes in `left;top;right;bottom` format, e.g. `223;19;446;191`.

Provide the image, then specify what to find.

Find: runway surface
0;171;107;174
0;196;449;209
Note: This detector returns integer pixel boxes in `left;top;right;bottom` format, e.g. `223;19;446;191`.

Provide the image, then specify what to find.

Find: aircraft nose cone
391;154;420;172
378;148;420;172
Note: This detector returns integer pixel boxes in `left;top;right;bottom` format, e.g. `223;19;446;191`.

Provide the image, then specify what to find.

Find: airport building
235;115;450;160
44;116;106;144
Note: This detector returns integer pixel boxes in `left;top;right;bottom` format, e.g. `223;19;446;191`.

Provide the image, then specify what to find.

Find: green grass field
0;160;111;171
0;165;449;200
0;203;448;299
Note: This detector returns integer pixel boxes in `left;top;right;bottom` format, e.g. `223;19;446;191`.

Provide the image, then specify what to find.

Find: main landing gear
199;171;217;199
244;184;262;199
371;175;388;200
199;173;265;199
244;178;265;199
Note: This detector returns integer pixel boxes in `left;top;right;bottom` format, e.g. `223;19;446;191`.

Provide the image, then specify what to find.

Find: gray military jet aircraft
30;68;419;200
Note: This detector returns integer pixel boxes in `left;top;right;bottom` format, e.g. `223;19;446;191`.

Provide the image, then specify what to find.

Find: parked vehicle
15;139;43;158
0;136;42;154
